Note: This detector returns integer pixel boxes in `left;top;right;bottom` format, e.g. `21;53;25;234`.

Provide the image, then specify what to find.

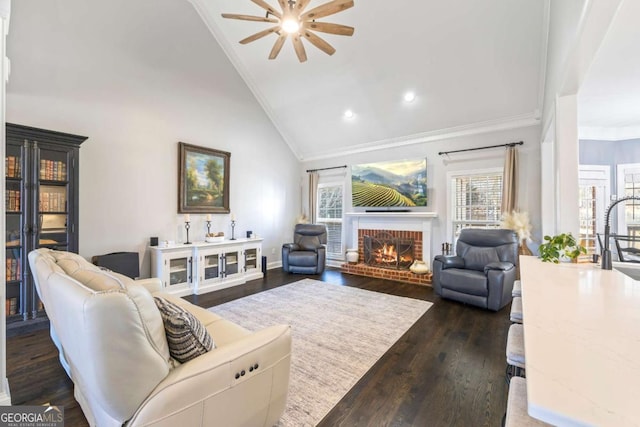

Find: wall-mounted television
351;158;427;208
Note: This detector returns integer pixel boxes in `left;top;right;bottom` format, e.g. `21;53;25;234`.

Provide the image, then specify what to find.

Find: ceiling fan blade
291;34;308;63
250;0;282;18
301;0;354;20
302;30;336;56
305;21;354;36
269;33;287;59
240;26;280;44
221;13;279;23
277;0;288;13
294;0;313;14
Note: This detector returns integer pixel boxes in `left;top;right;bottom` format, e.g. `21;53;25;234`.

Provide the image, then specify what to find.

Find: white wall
302;125;542;259
6;0;300;276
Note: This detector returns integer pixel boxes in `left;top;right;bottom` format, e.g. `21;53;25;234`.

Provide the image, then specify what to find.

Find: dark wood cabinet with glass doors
5;123;87;326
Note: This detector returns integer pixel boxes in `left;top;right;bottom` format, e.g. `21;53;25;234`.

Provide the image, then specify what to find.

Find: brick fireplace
341;212;436;286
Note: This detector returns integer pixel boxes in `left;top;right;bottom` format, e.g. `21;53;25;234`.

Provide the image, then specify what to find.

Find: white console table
150;238;263;296
520;256;640;426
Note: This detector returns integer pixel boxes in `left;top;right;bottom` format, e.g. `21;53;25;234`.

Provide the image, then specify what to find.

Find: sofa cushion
55;255;132;291
127;285;170;362
288;251;318;267
154;297;215;363
440;268;488;297
297;235;320;251
462;247;500;271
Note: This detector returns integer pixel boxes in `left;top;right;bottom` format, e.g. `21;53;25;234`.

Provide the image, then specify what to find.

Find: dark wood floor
6;269;512;426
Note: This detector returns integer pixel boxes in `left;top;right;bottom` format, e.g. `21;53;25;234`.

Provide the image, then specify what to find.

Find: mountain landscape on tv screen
351;159;427;207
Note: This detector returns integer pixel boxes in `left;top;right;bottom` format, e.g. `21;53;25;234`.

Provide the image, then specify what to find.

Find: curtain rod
438;141;523;156
306;165;348;173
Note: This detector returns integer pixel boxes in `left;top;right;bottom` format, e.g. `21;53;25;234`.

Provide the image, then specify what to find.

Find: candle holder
184;221;192;244
230;219;236;240
206;220;211;236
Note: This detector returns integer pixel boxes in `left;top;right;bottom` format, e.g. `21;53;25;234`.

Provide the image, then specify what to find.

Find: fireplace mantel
345;211;438;265
345;212;437;219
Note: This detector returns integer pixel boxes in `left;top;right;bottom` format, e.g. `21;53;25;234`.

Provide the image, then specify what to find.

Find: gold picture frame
178;142;230;214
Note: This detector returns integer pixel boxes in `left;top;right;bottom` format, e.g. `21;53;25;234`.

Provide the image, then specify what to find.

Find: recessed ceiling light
404;92;416;103
344;110;354;119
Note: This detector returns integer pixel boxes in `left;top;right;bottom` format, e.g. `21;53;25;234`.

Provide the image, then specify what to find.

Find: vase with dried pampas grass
500;211;533;255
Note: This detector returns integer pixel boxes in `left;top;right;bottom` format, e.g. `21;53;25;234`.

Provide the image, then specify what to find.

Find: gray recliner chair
282;224;327;274
432;229;518;311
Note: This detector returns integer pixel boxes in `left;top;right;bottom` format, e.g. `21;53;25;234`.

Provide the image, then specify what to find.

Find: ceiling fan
222;0;355;63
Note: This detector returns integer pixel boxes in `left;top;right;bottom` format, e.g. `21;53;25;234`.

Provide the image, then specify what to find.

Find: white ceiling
578;0;640;141
190;0;546;160
7;0;547;160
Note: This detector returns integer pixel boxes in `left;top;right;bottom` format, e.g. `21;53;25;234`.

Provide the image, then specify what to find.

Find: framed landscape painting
178;142;230;214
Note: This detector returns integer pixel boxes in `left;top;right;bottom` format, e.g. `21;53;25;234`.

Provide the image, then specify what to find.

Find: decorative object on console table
230;213;236;240
178;142;230;214
206;213;212;236
5;123;87;326
184;214;192;244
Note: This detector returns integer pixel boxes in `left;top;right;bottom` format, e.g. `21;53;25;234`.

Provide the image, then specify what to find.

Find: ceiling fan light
281;18;300;34
344;110;354;119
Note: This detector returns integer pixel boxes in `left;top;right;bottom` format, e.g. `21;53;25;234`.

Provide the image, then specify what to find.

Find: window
578;166;609;255
449;169;503;242
617;164;640;242
317;183;344;259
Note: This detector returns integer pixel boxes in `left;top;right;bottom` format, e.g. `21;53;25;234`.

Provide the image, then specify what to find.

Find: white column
554;95;580;237
0;0;11;406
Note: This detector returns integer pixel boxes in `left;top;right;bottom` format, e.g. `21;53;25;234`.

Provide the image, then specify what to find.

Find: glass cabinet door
37;146;70;251
224;250;239;276
5;142;25;321
203;253;220;280
245;248;258;271
168;257;190;286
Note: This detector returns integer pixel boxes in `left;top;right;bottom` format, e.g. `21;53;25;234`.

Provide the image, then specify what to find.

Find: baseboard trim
267;261;282;270
0;377;11;405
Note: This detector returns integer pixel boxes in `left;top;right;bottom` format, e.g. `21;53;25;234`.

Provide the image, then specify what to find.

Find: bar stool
505;377;551;426
512;279;522;297
510;296;523;323
506;323;525;381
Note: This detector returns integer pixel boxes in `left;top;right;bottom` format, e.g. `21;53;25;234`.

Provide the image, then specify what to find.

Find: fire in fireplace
363;232;415;270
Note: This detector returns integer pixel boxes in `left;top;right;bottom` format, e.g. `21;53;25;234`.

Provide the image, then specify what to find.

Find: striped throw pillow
154;297;214;363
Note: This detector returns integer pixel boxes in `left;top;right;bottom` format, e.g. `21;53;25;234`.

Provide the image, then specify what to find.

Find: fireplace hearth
364;232;415;270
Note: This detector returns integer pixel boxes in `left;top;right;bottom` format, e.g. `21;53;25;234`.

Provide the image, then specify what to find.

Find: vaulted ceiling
191;0;547;160
8;0;551;160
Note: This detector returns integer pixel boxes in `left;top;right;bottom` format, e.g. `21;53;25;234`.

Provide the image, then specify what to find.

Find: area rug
210;279;432;426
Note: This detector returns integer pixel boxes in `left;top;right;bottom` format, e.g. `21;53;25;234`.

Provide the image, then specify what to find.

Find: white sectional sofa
28;248;291;427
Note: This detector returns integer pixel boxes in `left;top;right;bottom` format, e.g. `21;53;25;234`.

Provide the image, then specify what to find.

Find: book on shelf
5;257;20;281
5;156;21;178
39;191;66;212
5;297;18;316
40;159;67;181
5;189;20;211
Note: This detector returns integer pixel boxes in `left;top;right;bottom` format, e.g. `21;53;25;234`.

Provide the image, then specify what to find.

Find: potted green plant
538;233;587;263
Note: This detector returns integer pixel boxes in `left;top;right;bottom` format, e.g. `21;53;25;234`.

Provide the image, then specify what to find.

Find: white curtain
308;171;319;223
502;145;518;213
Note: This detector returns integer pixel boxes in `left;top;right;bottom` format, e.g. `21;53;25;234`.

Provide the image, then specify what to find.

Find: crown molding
186;0;301;160
579;126;640;141
301;113;541;162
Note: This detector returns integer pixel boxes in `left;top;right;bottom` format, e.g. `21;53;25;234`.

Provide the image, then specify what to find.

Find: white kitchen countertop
520;256;640;426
